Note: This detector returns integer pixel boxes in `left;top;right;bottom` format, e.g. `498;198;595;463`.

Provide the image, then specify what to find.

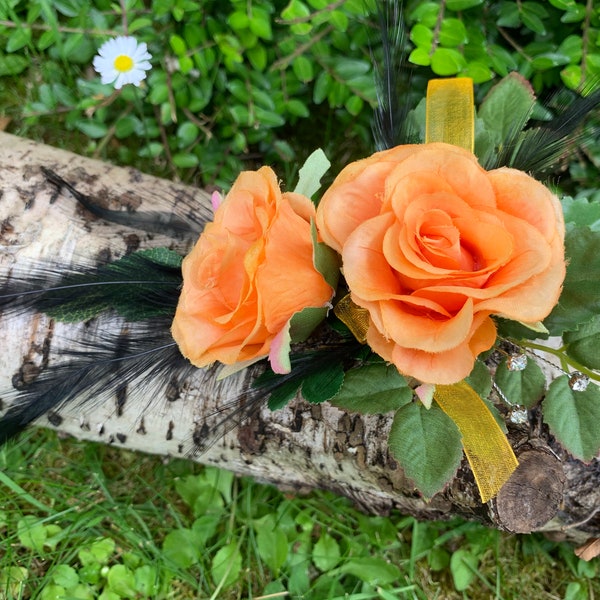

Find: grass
1;429;599;599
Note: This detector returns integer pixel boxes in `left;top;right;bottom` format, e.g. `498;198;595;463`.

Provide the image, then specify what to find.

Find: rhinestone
569;372;590;392
509;407;529;425
506;353;528;371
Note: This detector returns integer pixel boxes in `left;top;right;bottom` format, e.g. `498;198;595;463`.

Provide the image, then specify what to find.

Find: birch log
0;132;598;542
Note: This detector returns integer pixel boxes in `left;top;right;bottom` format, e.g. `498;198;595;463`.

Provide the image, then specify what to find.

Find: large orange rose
316;142;565;384
172;166;333;372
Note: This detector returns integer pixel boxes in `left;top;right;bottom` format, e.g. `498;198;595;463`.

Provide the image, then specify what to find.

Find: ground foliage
1;430;599;599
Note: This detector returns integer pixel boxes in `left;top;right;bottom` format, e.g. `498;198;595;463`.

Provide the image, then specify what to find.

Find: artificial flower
172;166;334;373
93;36;152;89
316;142;565;385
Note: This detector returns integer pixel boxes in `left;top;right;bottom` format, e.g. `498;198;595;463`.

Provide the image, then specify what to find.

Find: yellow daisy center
114;54;134;72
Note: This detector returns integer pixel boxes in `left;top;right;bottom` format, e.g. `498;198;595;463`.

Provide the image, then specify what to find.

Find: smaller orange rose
316;143;566;384
171;167;333;373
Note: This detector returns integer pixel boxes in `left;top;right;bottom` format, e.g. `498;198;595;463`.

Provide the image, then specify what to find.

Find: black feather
0;318;194;445
0;251;182;321
506;86;600;177
371;0;419;150
41;167;207;238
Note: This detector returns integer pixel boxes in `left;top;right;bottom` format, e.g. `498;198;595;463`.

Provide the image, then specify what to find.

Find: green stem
519;340;600;383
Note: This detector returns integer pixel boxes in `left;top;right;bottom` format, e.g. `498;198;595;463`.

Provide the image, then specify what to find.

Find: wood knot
495;449;565;533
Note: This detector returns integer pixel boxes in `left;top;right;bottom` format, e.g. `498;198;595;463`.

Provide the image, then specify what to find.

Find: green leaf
128;17;153;32
409;47;432;67
331;364;412;414
267;378;302;410
313;71;331;104
254;106;285;127
462;61;493;84
410;24;433;48
169;34;187;56
494;358;546;409
439;18;467;47
301;360;345;403
249;9;272;40
543;376;600;461
282;0;312;35
430;48;466;75
561;196;600;231
329;10;349;31
564;316;600;369
336;557;401;585
79;538;115;566
74;119;108;139
531;52;570;71
6;27;32;52
286;98;310;117
546;227;600;334
134;565;158;596
294;148;331;199
177;121;200;146
312;533;341;571
465;360;493;399
477;73;534;152
172;152;199;168
0;53;28;76
332;57;371;80
446;0;483;9
388;403;463;498
520;3;547;34
289;306;327;344
51;565;79;588
211;542;242;589
293;55;314;82
450;548;479;591
162;528;201;568
114;115;139;139
345;95;363;116
228;11;249;30
107;565;137;598
255;517;288;574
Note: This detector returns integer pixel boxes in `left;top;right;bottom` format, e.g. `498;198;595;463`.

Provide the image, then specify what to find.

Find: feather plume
0;318;194;445
0;251;182;321
371;0;419;150
41;167;207;238
504;86;600;177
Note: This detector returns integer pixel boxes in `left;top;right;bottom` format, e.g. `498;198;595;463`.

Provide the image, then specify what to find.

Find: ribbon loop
426;78;475;152
434;381;518;503
334;294;370;344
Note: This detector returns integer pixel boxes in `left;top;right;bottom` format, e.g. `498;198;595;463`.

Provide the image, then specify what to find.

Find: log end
495;449;565;533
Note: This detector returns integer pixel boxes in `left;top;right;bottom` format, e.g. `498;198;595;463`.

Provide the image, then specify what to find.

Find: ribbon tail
425;78;474;152
434;381;518;503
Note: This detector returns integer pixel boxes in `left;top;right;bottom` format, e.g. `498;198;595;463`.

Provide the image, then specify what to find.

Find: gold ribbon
425;78;474;152
434;381;518;503
334;294;370;344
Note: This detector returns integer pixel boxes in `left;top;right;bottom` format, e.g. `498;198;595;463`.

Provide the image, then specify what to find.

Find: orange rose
172;166;333;372
316;143;565;384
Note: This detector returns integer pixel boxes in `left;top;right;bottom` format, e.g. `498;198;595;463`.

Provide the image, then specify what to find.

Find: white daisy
93;36;152;90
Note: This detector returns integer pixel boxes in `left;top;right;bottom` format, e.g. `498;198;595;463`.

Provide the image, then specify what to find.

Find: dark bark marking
47;411;63;427
136;418;147;435
166;420;175;441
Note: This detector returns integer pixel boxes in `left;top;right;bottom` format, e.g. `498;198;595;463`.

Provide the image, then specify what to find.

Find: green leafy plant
0;0;380;188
